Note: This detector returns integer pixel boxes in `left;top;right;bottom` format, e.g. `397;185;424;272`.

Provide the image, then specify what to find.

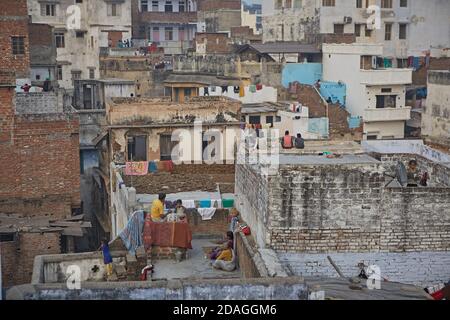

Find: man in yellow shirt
151;193;167;221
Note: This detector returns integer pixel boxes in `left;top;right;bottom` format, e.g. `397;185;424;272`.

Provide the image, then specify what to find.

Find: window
107;3;120;16
376;95;397;108
89;68;95;79
355;23;362;37
285;0;292;9
76;0;83;3
266;116;274;127
360;55;372;70
385;23;392;41
397;58;408;68
127;136;147;161
293;0;302;9
57;65;63;80
152;0;159;11
71;70;81;85
365;24;372;37
76;31;84;38
334;24;344;34
381;88;392;93
165;0;173;12
160;134;178;161
322;0;335;7
356;0;362;8
274;0;282;9
0;233;15;242
381;0;392;8
141;0;148;11
399;23;407;40
179;0;185;12
249;115;261;124
165;27;173;41
367;135;378;140
400;0;407;7
11;37;25;55
55;32;65;48
41;3;56;16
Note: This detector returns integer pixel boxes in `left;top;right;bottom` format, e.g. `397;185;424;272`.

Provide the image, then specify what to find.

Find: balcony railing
363;107;411;122
139;11;198;24
360;68;412;85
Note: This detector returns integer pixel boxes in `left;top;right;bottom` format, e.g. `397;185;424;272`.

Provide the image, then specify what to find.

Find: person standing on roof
100;238;113;276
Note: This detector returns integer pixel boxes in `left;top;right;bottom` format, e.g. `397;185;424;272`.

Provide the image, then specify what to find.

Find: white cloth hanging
183;200;196;209
197;208;217;221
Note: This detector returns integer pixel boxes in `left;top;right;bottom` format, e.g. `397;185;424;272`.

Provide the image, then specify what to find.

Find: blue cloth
119;210;145;255
199;200;211;208
102;244;113;264
413;57;420;70
230;216;239;232
148;161;158;173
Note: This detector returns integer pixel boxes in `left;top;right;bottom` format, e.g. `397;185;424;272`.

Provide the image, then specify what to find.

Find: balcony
363;107;411;122
360;68;412;85
139;11;198;24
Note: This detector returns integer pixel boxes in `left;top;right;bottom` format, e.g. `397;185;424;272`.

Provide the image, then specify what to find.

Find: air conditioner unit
344;16;353;24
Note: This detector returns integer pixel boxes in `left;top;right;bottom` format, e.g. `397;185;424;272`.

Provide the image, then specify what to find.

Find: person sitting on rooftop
21;83;31;93
212;241;236;272
294;133;305;149
209;231;234;260
280;130;295;149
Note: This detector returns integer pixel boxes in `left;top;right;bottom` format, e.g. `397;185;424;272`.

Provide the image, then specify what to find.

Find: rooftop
238;42;321;54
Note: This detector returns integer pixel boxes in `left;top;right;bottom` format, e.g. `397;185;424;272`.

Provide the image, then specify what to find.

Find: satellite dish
395;161;407;186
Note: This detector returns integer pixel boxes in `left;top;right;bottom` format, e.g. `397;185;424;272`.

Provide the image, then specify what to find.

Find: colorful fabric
119;210;145;255
256;84;263;91
151;199;165;220
148;161;158;173
239;86;245;97
249;85;256;93
162;160;174;173
217;248;233;261
143;218;193;251
199;199;211;208
125;162;148;176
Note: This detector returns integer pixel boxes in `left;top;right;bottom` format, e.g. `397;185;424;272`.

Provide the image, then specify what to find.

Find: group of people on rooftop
281;130;305;149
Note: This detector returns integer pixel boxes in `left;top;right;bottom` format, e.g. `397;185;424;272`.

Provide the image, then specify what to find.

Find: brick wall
28;23;53;46
412;57;450;86
0;87;81;219
123;164;235;194
235;232;261;278
195;33;231;54
188;209;229;236
2;232;61;287
198;0;241;11
15;92;61;114
236;161;450;254
0;0;30;78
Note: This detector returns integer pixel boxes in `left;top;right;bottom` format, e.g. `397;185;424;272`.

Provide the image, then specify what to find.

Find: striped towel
119;210;145;255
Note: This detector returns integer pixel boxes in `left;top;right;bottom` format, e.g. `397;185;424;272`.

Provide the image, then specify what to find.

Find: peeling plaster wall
422;71;450;146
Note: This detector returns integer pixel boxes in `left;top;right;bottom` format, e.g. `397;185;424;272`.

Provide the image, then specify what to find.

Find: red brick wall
0;0;30;78
1;232;61;287
195;33;231;54
28;23;53;46
0;88;81;219
412;58;450;86
188;209;230;236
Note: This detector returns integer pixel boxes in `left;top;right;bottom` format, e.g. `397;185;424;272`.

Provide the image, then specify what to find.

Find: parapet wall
236;160;450;254
7;277;308;300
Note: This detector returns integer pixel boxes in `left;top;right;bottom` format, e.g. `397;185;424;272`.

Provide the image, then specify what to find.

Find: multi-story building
262;0;450;63
27;0;132;90
242;1;262;33
322;43;412;139
132;0;201;54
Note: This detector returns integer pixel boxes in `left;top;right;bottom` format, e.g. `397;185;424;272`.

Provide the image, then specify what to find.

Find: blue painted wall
320;81;347;106
282;63;323;87
308;118;329;138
